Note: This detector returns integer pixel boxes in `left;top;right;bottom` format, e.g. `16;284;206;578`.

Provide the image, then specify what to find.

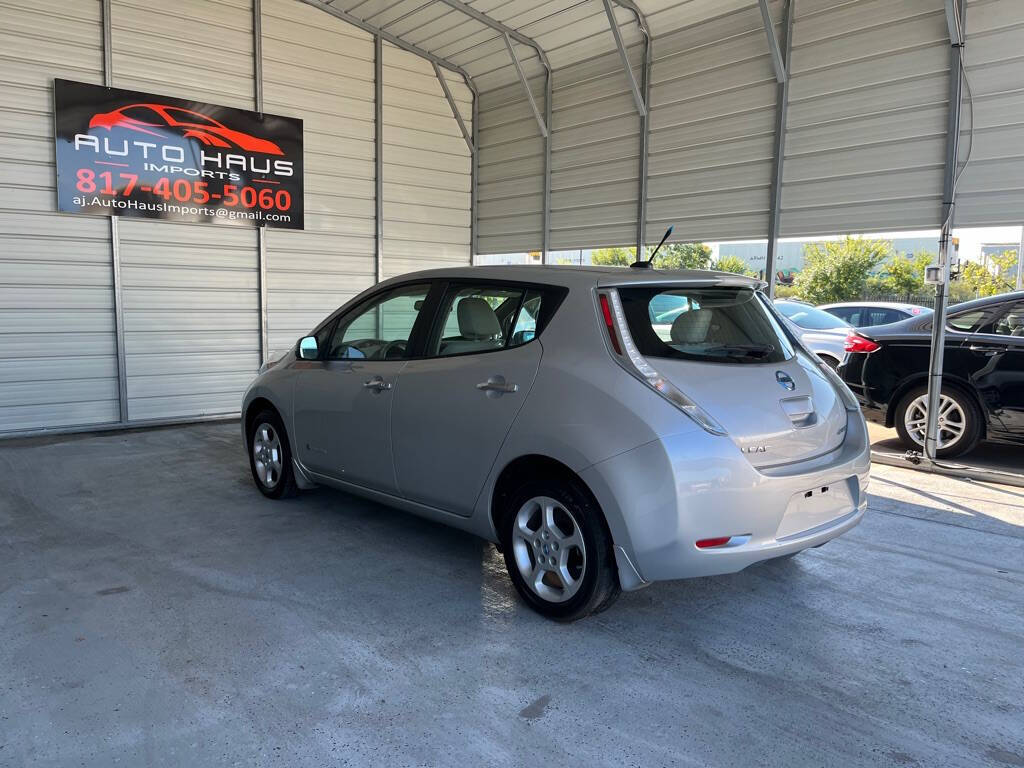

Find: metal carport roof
303;0;1024;296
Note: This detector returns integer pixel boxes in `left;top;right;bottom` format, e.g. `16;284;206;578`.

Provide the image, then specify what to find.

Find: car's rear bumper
580;411;871;587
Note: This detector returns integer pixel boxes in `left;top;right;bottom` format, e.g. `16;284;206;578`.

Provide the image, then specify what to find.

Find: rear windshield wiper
702;344;775;358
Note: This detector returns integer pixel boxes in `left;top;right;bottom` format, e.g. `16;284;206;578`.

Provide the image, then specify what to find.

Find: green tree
876;251;934;301
590;242;714;270
590;246;635;267
793;237;892;304
656;242;713;270
957;250;1018;298
712;254;756;276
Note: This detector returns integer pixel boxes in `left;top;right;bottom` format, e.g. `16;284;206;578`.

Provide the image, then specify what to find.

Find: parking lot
1;422;1021;767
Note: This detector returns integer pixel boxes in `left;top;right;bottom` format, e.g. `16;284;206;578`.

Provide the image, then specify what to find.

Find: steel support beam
375;33;384;286
945;0;964;46
254;0;269;365
765;0;793;296
601;0;646;117
300;0;474;83
303;0;538;263
503;33;547;138
542;68;553;262
924;0;967;461
1017;226;1023;291
419;0;551;261
608;0;651;256
101;0;129;424
758;0;787;84
472;90;480;262
432;0;550;65
433;62;475;153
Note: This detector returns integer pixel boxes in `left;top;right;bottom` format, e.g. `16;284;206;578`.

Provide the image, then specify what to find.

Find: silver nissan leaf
242;265;870;621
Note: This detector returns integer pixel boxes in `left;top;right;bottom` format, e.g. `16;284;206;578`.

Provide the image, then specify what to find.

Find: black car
838;291;1024;458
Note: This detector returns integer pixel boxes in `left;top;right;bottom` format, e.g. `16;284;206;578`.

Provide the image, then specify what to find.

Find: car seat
439;297;504;355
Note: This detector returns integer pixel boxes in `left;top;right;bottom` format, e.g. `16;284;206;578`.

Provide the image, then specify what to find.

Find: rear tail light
598;293;621;355
597;289;727;436
844;333;880;353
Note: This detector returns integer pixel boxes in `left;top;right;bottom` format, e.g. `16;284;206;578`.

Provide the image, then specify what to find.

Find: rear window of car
618;286;793;364
775;301;851;330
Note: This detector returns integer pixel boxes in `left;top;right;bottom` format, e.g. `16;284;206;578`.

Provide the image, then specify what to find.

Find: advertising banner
54;79;303;229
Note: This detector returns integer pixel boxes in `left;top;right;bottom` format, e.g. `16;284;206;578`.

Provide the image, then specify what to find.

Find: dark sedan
838;291;1024;458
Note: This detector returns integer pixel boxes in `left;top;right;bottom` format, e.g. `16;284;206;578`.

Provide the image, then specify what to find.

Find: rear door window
775;301;851;330
829;307;859;324
948;308;995;333
427;284;551;358
991;301;1024;337
618;286;793;364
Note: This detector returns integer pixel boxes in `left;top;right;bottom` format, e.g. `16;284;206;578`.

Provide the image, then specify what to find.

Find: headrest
1006;311;1024;329
457;297;501;340
670;309;712;345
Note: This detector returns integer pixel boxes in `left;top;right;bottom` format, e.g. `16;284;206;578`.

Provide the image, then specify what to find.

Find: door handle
476;376;518;394
363;376;393;391
968;344;1006;356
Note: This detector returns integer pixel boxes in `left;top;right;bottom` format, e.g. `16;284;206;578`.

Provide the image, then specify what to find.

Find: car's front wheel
894;384;982;459
499;477;619;621
248;409;297;499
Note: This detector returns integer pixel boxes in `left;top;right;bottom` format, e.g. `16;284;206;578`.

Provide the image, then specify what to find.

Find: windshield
775;301;851;330
618;286;794;364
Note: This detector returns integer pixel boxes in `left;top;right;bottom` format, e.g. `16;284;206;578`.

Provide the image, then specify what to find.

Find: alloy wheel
903;393;967;450
252;422;283;489
511;496;587;603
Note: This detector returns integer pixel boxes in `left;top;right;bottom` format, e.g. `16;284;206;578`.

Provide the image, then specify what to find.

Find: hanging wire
942;57;976;232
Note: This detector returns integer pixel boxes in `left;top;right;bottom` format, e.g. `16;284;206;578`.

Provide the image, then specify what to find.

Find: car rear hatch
601;282;848;469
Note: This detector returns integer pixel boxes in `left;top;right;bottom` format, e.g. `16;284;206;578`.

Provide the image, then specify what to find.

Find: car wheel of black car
894;384;982;459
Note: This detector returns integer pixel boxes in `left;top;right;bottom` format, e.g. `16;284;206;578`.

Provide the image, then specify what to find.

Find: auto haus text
72;134;295;180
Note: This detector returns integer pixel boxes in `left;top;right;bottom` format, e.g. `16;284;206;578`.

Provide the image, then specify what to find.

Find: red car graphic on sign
89;103;284;155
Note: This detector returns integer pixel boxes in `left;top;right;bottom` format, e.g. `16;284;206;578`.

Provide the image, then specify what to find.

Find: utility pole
1017;225;1023;291
923;0;966;461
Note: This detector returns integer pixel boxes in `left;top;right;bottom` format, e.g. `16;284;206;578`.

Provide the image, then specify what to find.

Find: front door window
327;284;430;360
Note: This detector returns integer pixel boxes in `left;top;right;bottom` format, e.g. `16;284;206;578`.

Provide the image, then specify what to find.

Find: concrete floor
1;422;1022;767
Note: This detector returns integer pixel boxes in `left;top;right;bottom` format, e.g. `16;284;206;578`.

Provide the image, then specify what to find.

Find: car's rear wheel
894;384;982;459
499;477;619;621
248;409;297;499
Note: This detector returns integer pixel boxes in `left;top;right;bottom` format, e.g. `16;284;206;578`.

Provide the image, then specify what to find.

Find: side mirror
298;336;319;360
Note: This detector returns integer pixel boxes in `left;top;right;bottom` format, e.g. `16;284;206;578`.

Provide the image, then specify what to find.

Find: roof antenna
631;226;673;269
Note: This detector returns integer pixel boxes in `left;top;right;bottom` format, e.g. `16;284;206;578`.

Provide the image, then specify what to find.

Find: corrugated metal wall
472;0;1024;253
0;0;471;434
647;1;782;243
780;0;949;236
476;71;547;254
956;0;1024;226
0;0;120;432
262;0;376;354
382;42;473;278
111;0;261;421
550;44;644;250
5;0;1024;433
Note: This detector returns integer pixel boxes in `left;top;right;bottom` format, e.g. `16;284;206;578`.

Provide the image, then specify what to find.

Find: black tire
247;409;298;499
498;475;619;622
893;384;982;459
